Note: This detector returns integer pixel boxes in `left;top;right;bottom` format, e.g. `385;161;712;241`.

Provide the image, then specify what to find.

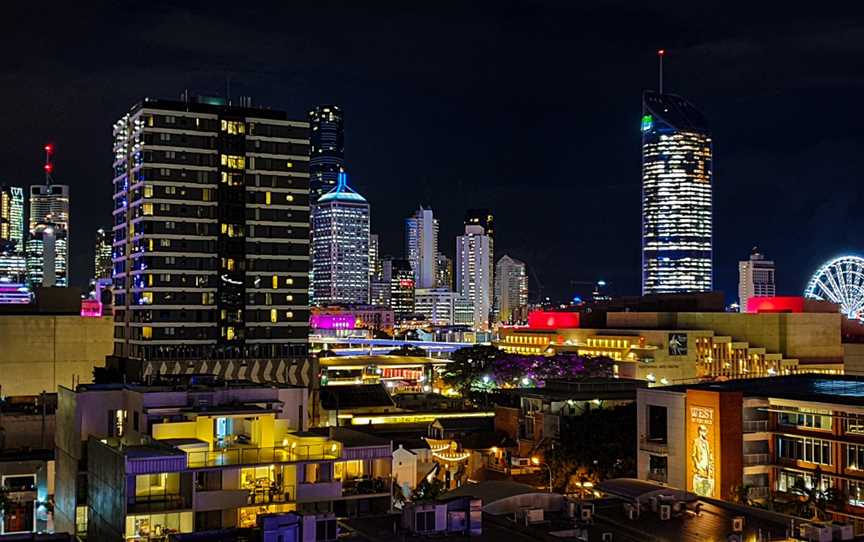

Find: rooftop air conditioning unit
659;504;671;520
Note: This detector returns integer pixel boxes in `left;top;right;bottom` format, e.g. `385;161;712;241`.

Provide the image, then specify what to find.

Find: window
202;188;211;201
285;311;293;319
272;275;279;289
270;309;277;323
143;185;153;198
779;408;832;430
647;405;668;443
220;120;245;134
265;191;272;205
160;239;171;247
110;409;127;437
777;435;832;465
220;154;245;169
142;203;154;216
142;326;153;339
141;292;153;305
160;132;171;142
165;221;175;230
849;444;864;470
285;194;294;202
133;411;140;432
166;186;176;195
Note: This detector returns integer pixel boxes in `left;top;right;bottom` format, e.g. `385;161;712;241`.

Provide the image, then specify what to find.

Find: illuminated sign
310;314;356;330
527;310;580;330
746;296;804;314
688;405;716;497
668;333;687;356
80;300;103;317
641;114;653;132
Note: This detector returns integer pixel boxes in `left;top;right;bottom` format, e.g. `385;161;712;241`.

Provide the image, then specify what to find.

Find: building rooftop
642;90;710;133
320;384;395;410
309;427;392;448
318;171;367;203
661;373;864;406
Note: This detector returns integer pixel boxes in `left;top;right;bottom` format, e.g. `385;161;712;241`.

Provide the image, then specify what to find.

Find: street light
531;456;552;493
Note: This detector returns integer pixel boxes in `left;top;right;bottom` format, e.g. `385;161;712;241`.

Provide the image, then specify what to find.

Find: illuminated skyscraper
111;97;311;361
0;185;24;252
405;206;438;289
738;248;775;312
27;146;70;287
309;105;345;202
369;233;381;280
93;228;113;281
312;172;370;304
456;223;493;331
494;255;528;323
389;258;415;319
435;252;453;290
641;90;713;294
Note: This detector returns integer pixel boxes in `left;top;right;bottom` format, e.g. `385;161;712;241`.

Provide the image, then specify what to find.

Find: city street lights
531;456;552;493
574;480;595;501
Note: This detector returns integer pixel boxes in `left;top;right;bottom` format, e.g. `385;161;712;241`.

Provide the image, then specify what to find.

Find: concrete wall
0;315;113;396
636;388;686;490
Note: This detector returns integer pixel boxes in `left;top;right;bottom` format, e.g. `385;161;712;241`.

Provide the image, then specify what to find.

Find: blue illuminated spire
317;170;367;203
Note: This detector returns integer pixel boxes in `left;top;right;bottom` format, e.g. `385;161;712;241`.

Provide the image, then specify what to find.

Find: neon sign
641;114;653;132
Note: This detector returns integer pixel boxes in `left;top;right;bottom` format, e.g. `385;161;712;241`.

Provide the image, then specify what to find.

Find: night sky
3;3;863;301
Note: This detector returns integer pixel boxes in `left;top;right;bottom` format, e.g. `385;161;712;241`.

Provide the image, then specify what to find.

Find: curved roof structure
597;478;697;504
441;481;565;515
318;171;367;203
642;90;709;133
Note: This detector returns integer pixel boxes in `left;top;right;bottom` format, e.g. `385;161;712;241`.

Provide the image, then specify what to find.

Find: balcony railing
245;484;296;505
639;438;669;454
341;477;391;497
743;420;769;433
128;493;190;514
743;453;770;466
186;443;341;469
748;486;771;499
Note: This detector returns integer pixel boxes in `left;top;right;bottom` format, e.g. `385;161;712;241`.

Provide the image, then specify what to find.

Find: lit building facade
739;248;775;312
405;207;438;289
111;97;311;362
312;172;370;305
636;374;864;533
27;184;70;287
308;105;345;202
435;252;452;290
93;228;112;281
414;288;459;326
369;233;380;280
641;90;712;295
456;224;493;331
0;185;24;252
494;254;528;323
389;258;415;320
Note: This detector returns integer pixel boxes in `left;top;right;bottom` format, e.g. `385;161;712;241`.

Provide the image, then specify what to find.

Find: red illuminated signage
746;296;805;314
527;311;580;330
80;299;103;317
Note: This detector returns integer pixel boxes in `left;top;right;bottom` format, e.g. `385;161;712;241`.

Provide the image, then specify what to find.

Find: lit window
220;154;245;170
141;292;153;305
286;161;293;168
285;277;294;286
285;311;293;319
226;327;236;340
265;192;272;205
142;326;153;339
226;258;235;271
272;275;279;289
285;194;294;202
270;309;278;323
220;120;246;134
142;203;153;216
143;186;153;198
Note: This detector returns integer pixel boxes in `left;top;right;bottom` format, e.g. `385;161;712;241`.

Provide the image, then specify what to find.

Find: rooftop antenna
657;49;665;94
43;143;54;187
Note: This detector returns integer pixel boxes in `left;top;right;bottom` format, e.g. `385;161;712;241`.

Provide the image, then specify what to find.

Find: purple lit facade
311;314;356;330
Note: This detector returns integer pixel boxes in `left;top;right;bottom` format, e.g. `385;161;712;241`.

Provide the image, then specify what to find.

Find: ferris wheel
805;255;864;321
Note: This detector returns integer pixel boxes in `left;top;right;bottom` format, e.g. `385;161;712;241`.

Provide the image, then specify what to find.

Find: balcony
743;420;768;433
639;438;669;455
341;477;391;497
297;481;342;502
748;486;770;500
186;443;341;469
743;453;770;466
647;468;667;484
194;489;250;511
128;493;190;514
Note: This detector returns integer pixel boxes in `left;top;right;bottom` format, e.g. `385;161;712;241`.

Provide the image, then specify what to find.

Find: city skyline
2;4;864;301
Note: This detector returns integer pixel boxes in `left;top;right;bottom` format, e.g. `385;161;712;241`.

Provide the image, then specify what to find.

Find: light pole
531;456;552;493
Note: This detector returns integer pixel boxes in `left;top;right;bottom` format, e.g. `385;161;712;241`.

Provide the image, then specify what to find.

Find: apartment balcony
128;493;191;514
748;486;771;500
639;438;669;455
297;481;342;502
185;443;341;469
194;489;250;511
743;453;770;466
647;468;667;484
341;477;391;498
743;420;769;433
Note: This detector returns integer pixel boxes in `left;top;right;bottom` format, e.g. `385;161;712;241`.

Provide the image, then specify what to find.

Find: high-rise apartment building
494;255;528;323
456;223;493;331
739;248;776;312
641;90;712;294
464;209;494;238
93;228;113;281
0;185;25;252
28;176;70;287
111;97;311;362
435;252;453;290
405;207;438;289
414;288;459;326
309;105;345;202
312;172;369;305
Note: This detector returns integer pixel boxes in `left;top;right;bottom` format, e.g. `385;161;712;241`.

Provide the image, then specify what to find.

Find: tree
388;344;428;357
411;477;446;502
442;345;504;394
788;467;844;521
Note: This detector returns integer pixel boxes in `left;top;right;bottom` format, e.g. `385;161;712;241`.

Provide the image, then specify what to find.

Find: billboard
668;333;688;356
687;404;716;497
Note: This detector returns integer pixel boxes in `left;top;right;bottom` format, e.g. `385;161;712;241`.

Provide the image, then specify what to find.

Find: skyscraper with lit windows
312;172;370;305
28;176;70;287
111;96;311;362
641;90;713;294
309;105;345;202
456;222;493;331
405;206;438;289
0;185;24;252
93;228;113;281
